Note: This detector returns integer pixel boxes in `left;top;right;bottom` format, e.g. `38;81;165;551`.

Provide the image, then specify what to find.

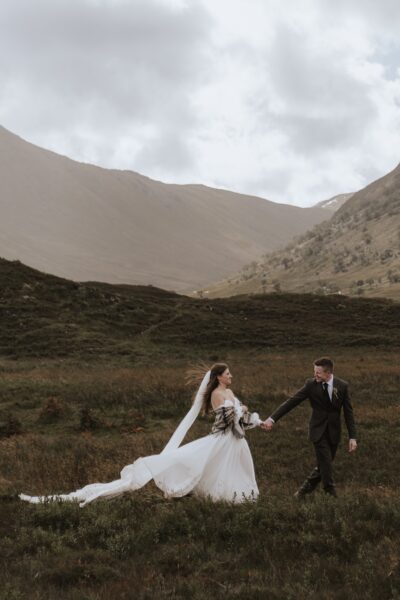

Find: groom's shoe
324;486;338;498
294;481;317;499
294;487;314;499
293;489;306;499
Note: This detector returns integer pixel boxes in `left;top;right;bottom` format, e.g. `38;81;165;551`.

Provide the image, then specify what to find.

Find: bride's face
218;368;232;386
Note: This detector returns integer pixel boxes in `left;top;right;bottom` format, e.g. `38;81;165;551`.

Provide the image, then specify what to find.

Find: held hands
349;439;357;453
261;417;274;431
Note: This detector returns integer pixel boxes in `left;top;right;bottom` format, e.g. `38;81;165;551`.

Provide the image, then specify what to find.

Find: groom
263;357;357;497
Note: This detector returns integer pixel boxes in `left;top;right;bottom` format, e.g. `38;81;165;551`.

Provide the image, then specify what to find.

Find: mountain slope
206;163;400;299
1;257;400;360
0;126;328;292
316;192;354;212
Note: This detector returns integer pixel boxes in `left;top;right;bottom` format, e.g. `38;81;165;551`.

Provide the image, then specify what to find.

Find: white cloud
187;0;400;204
0;0;212;175
0;0;399;206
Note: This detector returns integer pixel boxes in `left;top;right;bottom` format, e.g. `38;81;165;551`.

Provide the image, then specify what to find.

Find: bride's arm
236;397;256;420
242;411;262;428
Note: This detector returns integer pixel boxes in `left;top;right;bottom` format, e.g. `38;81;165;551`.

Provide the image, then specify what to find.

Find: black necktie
323;382;331;402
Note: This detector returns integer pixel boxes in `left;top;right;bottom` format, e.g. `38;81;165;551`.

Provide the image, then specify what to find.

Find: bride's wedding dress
19;373;261;507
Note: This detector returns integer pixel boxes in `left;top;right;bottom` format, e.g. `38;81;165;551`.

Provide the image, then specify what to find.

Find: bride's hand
241;404;248;412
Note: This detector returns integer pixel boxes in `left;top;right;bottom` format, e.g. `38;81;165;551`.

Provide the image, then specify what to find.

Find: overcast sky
1;0;400;206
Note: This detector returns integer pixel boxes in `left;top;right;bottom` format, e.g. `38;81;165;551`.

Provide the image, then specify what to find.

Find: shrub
0;414;23;437
79;408;101;431
38;397;64;424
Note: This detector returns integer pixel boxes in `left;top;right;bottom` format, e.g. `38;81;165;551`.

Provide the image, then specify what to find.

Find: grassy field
1;350;399;599
1;258;399;598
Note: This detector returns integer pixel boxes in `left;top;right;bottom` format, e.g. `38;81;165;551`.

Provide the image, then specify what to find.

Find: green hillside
1;257;400;362
207;163;400;300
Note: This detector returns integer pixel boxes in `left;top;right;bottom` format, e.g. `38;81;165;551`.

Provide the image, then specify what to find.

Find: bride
20;363;262;507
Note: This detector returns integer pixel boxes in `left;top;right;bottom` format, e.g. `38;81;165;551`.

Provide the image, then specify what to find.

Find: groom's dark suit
270;376;356;495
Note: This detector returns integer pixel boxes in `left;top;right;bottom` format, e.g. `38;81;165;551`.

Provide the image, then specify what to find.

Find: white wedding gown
20;396;260;507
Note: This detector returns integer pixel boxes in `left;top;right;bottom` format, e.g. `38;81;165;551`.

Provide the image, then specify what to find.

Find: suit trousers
301;429;338;494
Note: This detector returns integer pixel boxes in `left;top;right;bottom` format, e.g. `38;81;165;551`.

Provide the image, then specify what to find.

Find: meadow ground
0;349;399;599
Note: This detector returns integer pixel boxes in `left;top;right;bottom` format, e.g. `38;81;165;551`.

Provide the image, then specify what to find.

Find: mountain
1;257;399;360
206;163;400;300
316;192;354;212
0;126;329;292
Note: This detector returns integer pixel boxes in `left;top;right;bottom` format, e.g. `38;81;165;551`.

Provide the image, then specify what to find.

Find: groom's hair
314;357;334;372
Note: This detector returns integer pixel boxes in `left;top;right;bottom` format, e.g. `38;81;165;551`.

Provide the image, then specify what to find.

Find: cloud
190;0;400;205
261;22;378;153
0;0;212;173
0;0;399;206
320;0;400;33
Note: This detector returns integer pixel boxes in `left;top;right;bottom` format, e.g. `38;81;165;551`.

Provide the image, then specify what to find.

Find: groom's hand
348;439;357;452
261;417;274;431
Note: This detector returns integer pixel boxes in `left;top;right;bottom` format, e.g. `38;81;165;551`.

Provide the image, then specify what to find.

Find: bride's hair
202;363;229;414
186;362;228;415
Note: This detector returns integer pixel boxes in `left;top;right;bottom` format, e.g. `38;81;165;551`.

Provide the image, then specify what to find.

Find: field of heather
1;349;399;599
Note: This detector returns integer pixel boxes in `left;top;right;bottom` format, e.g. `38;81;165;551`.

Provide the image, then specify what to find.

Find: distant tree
273;281;281;293
2;414;23;437
333;258;346;273
388;271;400;284
363;234;372;245
261;274;267;294
381;249;393;262
360;255;372;267
303;247;314;257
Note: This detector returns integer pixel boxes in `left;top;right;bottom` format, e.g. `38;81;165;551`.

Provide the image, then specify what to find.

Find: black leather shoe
294;483;317;498
294;489;308;499
294;490;304;499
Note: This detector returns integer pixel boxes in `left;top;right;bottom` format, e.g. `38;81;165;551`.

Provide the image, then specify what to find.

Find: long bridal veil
20;371;211;507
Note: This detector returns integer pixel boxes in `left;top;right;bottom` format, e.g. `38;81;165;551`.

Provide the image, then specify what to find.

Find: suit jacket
270;377;357;444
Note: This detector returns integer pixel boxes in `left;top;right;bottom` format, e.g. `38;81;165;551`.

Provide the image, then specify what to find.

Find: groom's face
314;366;332;382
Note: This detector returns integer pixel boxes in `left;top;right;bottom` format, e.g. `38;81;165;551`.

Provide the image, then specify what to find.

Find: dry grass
0;349;399;599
